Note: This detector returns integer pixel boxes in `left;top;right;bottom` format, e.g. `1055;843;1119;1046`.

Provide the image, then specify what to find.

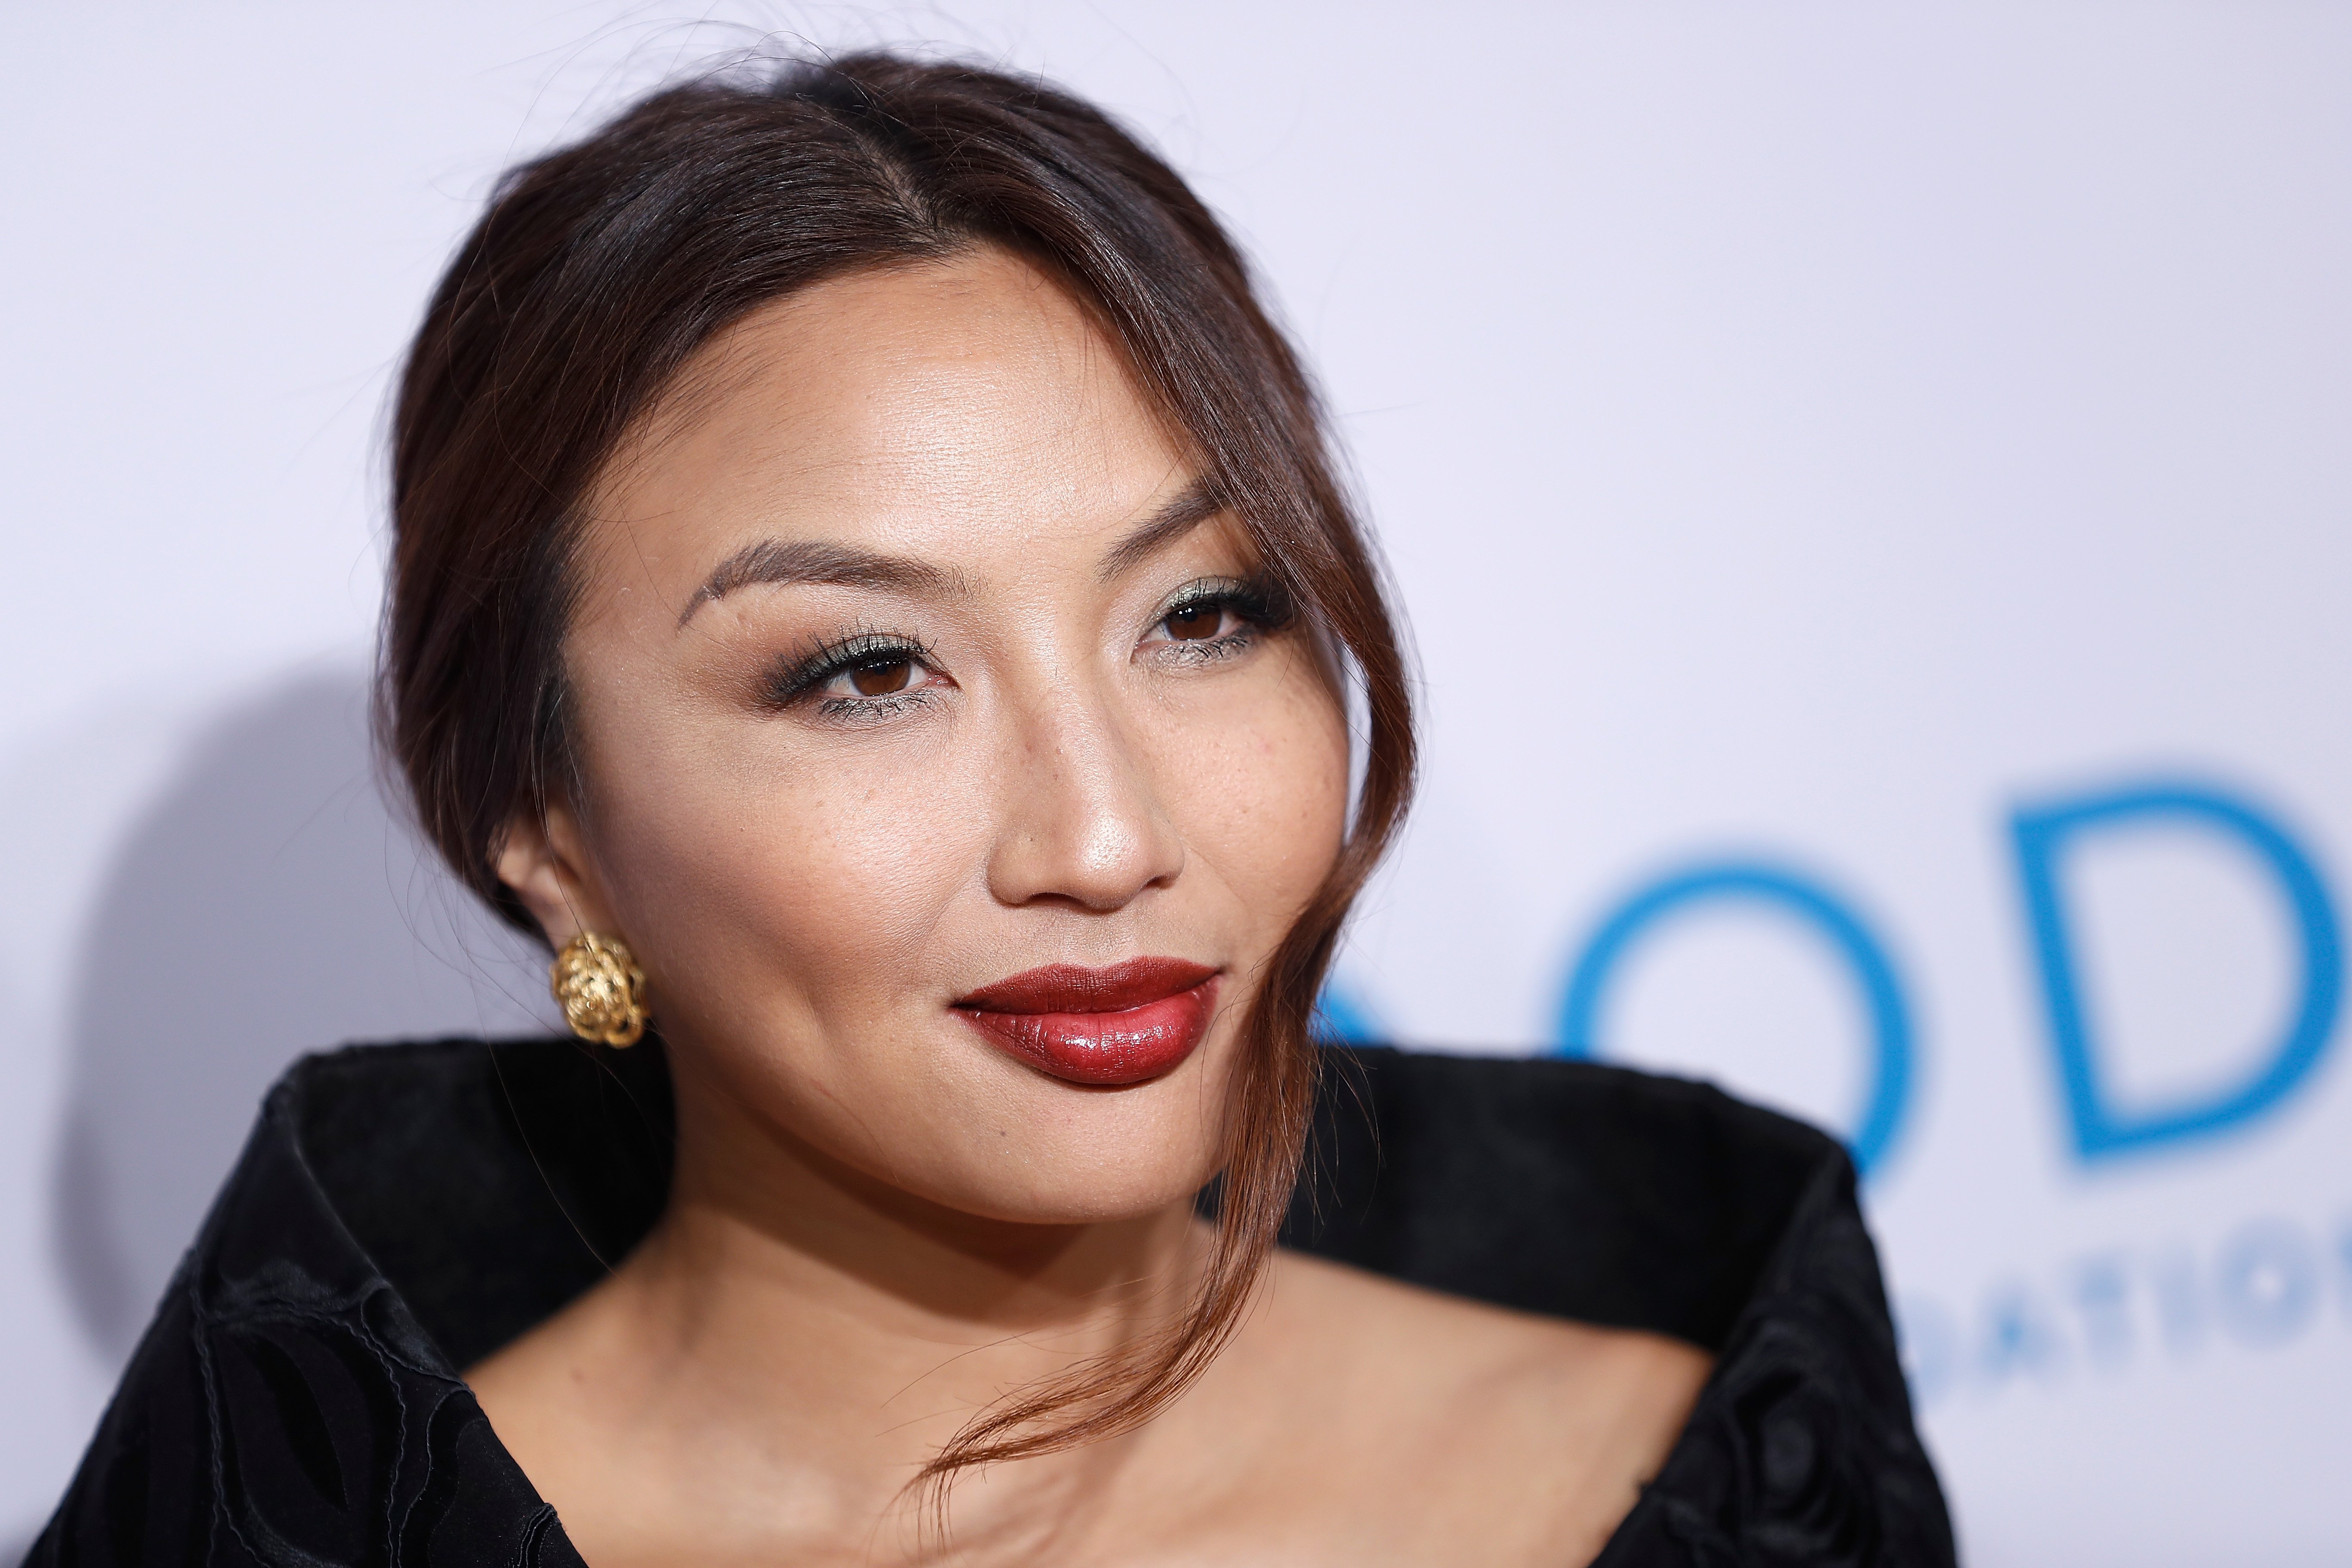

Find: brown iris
1165;604;1222;640
850;658;914;696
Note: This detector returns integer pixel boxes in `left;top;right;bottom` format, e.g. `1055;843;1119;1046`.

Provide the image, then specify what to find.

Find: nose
985;677;1186;913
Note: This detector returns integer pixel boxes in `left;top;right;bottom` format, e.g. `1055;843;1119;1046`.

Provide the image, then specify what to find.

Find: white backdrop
4;5;2347;1563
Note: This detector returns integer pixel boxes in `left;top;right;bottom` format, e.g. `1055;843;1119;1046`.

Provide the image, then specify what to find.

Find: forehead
591;248;1188;570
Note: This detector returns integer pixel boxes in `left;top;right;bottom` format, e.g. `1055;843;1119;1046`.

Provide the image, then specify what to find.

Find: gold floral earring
550;933;649;1047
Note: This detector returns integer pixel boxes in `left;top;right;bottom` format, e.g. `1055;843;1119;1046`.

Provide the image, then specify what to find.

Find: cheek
582;712;988;1029
1163;668;1351;927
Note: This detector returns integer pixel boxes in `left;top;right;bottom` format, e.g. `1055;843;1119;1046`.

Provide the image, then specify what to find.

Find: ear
495;800;619;951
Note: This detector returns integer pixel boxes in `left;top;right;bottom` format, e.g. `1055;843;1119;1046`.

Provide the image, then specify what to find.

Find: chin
898;1065;1230;1228
962;1165;1215;1228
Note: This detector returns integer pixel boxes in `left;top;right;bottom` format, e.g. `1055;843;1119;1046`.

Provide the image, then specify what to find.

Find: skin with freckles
469;248;1710;1567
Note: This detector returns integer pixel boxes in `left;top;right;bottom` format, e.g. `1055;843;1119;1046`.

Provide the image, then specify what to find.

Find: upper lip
955;957;1219;1014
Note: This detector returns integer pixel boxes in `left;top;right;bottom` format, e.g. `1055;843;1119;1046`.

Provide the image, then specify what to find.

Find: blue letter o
1556;862;1915;1178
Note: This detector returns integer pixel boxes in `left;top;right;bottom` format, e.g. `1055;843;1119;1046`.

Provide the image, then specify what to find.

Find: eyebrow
676;475;1226;628
1096;476;1228;582
677;539;955;628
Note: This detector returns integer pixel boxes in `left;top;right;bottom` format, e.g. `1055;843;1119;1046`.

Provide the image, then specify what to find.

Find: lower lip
956;979;1218;1086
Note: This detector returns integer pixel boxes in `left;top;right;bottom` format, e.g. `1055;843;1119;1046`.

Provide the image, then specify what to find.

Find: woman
34;53;1952;1567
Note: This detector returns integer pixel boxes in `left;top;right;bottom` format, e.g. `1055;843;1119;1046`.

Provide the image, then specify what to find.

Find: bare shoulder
1266;1246;1709;1442
460;1275;646;1516
1186;1248;1712;1565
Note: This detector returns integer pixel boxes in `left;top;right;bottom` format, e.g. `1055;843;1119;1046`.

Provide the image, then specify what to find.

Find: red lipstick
954;958;1219;1086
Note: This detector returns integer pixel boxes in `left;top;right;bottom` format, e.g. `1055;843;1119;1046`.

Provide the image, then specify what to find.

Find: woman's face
508;248;1349;1226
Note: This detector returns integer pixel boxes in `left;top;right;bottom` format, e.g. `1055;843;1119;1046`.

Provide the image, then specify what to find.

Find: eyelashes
1158;573;1292;631
756;572;1293;725
760;630;943;722
1143;574;1293;665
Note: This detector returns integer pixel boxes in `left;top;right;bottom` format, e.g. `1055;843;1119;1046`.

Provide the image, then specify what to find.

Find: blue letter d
2011;781;2343;1161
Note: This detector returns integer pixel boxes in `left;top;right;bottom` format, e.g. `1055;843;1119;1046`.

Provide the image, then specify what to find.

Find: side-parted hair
383;51;1415;1486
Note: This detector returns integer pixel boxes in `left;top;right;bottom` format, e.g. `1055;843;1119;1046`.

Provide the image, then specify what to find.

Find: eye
1140;575;1289;665
835;654;921;697
762;631;948;720
1161;602;1234;642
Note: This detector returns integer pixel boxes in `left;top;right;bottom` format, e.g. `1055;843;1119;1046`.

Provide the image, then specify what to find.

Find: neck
592;1051;1208;1538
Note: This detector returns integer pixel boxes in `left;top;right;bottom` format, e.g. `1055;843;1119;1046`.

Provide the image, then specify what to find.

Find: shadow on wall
53;668;554;1361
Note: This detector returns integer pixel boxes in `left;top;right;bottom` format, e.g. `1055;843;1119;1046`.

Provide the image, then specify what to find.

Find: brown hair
382;51;1415;1487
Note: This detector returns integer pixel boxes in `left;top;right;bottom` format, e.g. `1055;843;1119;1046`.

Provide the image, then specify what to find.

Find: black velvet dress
30;1038;1955;1566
